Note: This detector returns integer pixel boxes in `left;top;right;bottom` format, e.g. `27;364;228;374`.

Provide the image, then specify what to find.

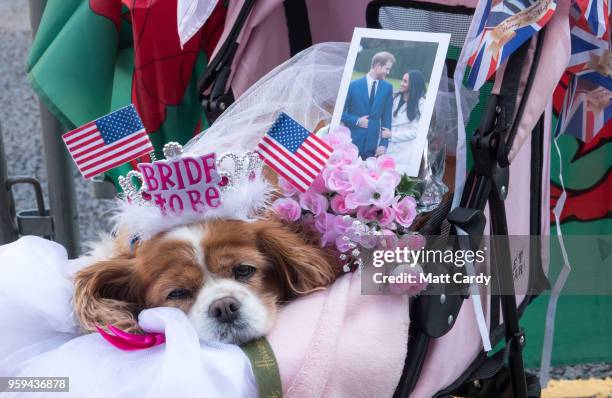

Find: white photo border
330;28;451;177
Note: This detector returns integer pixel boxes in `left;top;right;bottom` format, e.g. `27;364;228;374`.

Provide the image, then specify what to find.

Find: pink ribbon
96;324;166;351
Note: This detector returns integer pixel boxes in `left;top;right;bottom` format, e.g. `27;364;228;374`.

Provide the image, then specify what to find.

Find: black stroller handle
396;25;549;397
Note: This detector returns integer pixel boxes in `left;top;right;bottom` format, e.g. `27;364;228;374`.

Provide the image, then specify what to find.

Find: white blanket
0;236;256;398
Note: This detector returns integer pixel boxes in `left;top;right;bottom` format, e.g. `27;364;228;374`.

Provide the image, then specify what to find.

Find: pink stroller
194;0;580;396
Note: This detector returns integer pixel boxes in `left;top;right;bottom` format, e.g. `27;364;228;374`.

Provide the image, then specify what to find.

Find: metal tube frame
0;125;19;244
28;0;80;257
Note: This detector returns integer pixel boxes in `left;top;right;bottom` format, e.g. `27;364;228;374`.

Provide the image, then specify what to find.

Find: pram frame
195;0;552;395
366;2;551;396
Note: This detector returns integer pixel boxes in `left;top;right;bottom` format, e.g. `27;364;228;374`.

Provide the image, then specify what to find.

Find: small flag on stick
257;113;332;192
62;104;154;179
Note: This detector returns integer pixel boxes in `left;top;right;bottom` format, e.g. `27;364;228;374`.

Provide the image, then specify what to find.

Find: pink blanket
268;271;410;397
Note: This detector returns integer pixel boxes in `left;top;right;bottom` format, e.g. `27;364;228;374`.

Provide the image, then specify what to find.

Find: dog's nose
208;297;241;323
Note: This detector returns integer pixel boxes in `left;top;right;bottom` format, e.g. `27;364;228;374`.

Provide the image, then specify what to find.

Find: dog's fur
73;219;336;344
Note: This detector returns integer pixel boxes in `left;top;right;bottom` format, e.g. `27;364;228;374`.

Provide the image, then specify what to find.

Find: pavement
0;0;114;246
1;0;610;393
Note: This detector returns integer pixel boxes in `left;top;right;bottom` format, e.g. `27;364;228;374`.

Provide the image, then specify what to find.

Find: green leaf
396;173;422;198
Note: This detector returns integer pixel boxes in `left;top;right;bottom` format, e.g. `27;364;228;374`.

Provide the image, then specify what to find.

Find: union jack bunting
555;74;612;142
466;0;557;90
553;0;611;143
573;0;611;39
566;3;612;90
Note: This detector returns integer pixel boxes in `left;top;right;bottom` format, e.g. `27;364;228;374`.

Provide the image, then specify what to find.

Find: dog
73;218;336;344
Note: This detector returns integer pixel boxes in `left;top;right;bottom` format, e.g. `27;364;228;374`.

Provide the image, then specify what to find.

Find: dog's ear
72;257;142;333
255;220;336;299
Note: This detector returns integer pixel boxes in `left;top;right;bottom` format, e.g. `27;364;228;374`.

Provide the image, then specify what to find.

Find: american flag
257;113;332;192
62;104;154;179
466;0;557;90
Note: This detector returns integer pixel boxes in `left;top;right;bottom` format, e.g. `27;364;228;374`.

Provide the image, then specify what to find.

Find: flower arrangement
271;126;426;273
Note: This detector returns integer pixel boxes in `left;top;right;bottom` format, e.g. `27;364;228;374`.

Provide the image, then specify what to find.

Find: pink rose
278;177;299;197
356;206;395;228
393;196;417;228
376;155;396;171
324;166;353;193
328;143;359;167
388;264;428;296
378;207;396;227
377;228;399;249
330;194;352;214
271;198;301;222
332;214;354;235
325;126;352;146
398;233;426;250
309;173;328;194
315;213;339;246
356;206;378;222
299;191;328;216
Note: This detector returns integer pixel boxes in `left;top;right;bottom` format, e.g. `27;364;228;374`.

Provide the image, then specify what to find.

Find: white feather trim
112;177;275;240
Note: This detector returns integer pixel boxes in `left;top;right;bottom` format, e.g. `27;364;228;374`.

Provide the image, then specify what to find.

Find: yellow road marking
542;378;612;398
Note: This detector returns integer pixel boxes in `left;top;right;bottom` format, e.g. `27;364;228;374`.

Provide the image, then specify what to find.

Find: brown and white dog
73;219;336;344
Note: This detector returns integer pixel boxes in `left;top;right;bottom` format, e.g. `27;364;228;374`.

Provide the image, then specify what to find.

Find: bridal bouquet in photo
271;126;426;273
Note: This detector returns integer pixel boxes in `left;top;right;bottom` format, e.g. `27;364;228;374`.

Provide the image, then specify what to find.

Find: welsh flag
26;0;226;185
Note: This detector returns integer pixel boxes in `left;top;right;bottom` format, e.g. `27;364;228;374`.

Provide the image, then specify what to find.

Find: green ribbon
240;338;283;398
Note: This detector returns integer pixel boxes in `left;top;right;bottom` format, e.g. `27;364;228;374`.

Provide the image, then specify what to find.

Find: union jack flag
554;0;611;143
555;75;612;142
574;0;611;39
566;3;612;90
257;113;332;192
466;0;557;90
62;104;153;179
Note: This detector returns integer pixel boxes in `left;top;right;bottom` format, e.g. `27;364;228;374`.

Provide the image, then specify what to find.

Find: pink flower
356;206;378;222
344;169;400;209
327;143;359;167
330;194;353;214
365;155;395;172
393;196;417;228
378;207;396;227
271;198;301;222
315;213;339;246
376;155;396;171
278;177;299;197
398;233;426;250
356;206;396;228
324;166;354;193
325;126;352;146
309;173;328;194
299;191;328;216
332;214;354;235
377;228;399;249
388;264;428;296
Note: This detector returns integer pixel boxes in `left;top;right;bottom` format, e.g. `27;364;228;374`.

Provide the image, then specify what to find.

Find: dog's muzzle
208;296;241;323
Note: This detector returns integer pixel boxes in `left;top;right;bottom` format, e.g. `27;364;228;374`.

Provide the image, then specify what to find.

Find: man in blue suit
341;51;395;159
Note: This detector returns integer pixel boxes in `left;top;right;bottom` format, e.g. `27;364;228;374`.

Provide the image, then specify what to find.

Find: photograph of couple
333;30;450;177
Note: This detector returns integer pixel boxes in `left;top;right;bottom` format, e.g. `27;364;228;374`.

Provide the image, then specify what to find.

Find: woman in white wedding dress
382;70;426;173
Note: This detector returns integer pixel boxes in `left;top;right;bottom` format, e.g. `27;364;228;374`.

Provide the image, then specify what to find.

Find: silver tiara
118;142;264;205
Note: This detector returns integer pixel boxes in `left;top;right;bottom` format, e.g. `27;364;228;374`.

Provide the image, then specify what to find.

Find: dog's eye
232;264;256;280
167;288;192;300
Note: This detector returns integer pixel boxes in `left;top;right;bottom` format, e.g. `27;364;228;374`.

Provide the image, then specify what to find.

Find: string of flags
466;0;558;91
465;0;610;143
555;0;611;142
